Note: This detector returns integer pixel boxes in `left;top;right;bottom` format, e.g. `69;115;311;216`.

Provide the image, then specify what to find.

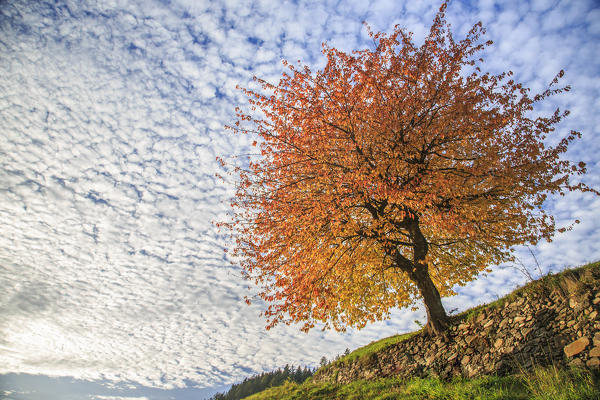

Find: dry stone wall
314;265;600;384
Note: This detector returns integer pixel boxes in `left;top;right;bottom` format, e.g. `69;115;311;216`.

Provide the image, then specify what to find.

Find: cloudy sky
1;0;599;399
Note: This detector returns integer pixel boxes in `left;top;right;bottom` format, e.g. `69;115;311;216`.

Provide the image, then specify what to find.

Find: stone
587;358;600;368
593;297;600;305
589;347;600;357
589;310;598;320
564;337;590;358
466;335;477;345
569;297;579;309
483;319;494;329
514;316;526;323
466;365;478;378
461;355;471;366
494;338;504;349
569;358;584;368
594;332;600;347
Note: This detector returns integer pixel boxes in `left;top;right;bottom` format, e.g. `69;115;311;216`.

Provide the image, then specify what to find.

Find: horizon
1;0;599;399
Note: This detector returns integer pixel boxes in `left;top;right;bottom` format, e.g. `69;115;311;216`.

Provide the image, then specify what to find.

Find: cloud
0;0;599;393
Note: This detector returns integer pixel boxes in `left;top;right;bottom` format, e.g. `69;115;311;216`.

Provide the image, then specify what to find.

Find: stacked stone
314;265;600;384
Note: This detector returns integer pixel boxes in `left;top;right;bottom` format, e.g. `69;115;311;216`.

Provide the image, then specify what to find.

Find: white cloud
0;0;599;394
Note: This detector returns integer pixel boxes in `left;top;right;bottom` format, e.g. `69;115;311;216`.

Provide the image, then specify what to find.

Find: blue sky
1;0;599;399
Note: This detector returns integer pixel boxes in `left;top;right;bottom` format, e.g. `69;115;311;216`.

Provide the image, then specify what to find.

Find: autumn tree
221;3;596;335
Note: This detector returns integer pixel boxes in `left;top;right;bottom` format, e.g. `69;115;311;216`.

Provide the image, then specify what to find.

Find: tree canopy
221;2;596;335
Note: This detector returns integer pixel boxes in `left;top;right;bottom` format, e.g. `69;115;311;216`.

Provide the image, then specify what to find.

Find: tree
319;356;328;368
222;2;597;335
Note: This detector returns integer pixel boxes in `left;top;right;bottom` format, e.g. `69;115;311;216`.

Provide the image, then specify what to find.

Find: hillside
243;261;600;399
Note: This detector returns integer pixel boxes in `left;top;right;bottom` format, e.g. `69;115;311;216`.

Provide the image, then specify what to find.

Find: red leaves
221;1;597;333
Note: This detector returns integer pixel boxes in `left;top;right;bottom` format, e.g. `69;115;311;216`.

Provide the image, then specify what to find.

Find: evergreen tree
209;364;315;400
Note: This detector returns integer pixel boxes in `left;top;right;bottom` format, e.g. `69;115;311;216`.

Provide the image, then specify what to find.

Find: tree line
208;364;314;400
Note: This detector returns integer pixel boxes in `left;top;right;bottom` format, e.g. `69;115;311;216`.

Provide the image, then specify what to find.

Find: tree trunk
410;263;449;336
405;220;449;336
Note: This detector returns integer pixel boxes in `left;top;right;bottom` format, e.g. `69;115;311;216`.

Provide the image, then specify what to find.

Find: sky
0;0;599;399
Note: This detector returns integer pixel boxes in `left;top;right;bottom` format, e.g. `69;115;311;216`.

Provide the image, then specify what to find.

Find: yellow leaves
220;0;597;333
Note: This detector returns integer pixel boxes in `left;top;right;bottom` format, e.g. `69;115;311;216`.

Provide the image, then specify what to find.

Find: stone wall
314;264;600;384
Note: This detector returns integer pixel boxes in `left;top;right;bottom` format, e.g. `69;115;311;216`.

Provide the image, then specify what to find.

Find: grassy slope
243;261;600;399
243;365;598;399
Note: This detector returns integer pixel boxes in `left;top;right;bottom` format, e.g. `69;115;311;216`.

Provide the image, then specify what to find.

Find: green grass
243;366;599;400
326;332;417;368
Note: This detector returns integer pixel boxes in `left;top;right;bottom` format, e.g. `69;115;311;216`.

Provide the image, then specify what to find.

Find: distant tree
209;365;315;400
223;1;597;335
319;356;328;368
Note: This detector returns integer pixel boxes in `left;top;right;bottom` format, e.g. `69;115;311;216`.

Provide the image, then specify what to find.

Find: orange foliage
220;3;596;333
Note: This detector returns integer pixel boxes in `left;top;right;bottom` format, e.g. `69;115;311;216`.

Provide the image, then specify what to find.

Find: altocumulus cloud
1;0;599;392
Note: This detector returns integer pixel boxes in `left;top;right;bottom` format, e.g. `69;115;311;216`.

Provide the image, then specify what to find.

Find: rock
569;298;579;309
594;332;600;347
425;355;436;366
587;358;600;368
465;335;477;345
466;365;478;378
589;346;600;357
494;338;504;349
564;337;590;358
483;319;494;329
589;310;598;320
461;355;471;366
569;358;584;368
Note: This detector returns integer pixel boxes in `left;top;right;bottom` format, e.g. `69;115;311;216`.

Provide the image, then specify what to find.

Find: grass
243;365;599;400
325;332;417;368
520;364;600;400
